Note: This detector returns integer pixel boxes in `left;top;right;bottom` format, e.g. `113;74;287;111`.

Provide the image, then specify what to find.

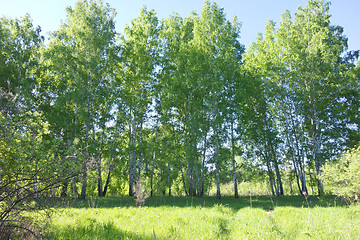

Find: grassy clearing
45;195;360;239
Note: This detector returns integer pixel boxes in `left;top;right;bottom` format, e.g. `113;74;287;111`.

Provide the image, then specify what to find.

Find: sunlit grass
44;196;360;239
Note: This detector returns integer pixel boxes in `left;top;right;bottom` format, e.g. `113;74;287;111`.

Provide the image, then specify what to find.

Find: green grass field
44;195;360;239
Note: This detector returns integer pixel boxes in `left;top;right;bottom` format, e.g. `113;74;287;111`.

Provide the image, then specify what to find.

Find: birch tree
120;7;160;196
244;21;285;196
281;0;355;195
44;0;117;199
245;0;359;195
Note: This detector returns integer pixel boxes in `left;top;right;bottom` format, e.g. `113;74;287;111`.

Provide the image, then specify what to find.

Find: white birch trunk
230;121;238;198
128;109;136;196
167;161;171;196
150;127;158;196
214;145;221;199
80;92;91;200
137;121;143;181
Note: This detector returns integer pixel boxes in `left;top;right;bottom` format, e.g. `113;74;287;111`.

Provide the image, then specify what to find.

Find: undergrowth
43;195;360;239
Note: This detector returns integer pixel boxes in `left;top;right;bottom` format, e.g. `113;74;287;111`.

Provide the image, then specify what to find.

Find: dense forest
1;0;359;235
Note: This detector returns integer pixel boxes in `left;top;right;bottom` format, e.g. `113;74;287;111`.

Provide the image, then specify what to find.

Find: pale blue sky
1;0;359;51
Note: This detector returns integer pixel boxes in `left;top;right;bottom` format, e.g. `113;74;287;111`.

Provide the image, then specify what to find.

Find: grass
44;195;360;239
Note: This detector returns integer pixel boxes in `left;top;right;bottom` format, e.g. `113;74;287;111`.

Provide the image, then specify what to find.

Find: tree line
1;0;359;210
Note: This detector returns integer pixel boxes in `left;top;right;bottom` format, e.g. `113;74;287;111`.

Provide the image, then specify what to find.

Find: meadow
44;195;360;240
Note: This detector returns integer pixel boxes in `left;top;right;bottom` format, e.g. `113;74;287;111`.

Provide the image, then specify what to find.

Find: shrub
322;146;360;201
0;111;72;238
134;180;150;207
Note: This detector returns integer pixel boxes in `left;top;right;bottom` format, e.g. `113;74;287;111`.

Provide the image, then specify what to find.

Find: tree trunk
284;100;308;195
102;158;113;197
171;124;188;196
60;135;69;197
232;158;238;199
186;143;196;196
150;127;158;197
71;171;79;197
97;158;103;197
137;121;143;181
201;139;206;197
312;124;323;195
128;131;134;196
168;161;171;197
293;162;303;194
201;159;205;197
271;140;283;196
308;167;315;196
309;71;323;196
267;161;275;196
71;103;79;197
196;162;201;197
61;180;69;197
180;162;188;196
97;130;104;197
207;175;212;196
60;152;69;197
231;122;238;198
187;166;194;196
299;159;308;195
128;110;136;196
273;160;283;195
214;144;221;200
79;148;88;199
186;149;193;196
80;90;92;200
215;162;221;200
102;123;119;197
79;122;89;200
70;103;79;197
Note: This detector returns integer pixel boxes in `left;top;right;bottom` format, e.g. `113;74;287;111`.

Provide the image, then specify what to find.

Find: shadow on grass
46;221;155;240
52;194;337;212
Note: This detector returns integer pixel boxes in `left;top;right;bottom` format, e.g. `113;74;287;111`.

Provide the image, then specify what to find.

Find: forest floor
44;195;360;239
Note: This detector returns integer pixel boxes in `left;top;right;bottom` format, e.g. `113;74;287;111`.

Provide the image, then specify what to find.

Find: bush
0;111;71;238
134;180;150;207
322;146;360;201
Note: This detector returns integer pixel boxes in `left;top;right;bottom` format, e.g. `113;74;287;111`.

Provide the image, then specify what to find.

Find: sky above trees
1;0;359;51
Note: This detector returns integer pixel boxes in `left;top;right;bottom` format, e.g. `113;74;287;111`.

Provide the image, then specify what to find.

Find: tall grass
44;196;360;239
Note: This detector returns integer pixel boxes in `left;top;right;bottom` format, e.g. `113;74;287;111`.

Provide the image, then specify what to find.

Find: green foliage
42;0;119;199
0;13;71;238
322;146;360;201
244;0;359;196
0;14;43;104
0;111;70;239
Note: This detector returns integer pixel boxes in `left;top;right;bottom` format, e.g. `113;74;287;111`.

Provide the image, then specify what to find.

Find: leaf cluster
322;145;360;201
